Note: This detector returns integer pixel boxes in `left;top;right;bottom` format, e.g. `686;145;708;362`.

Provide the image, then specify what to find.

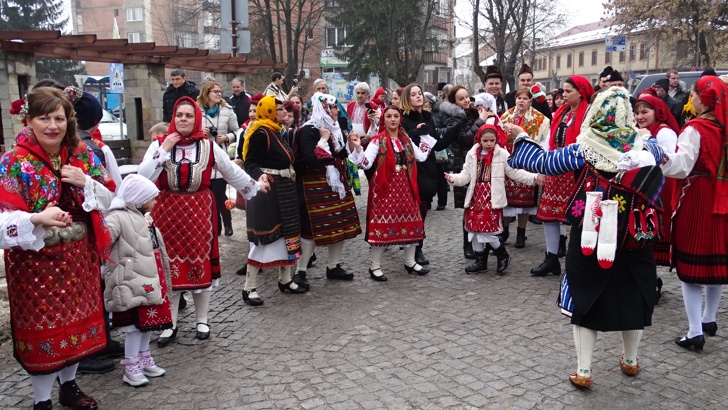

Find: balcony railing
423;50;449;65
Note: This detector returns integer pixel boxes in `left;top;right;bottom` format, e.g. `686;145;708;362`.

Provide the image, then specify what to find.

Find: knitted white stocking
581;191;602;256
596;200;618;269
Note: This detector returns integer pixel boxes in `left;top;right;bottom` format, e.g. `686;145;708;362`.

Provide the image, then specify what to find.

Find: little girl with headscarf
104;174;173;387
445;124;543;274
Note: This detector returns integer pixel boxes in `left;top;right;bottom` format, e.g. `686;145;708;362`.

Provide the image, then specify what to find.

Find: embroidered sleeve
348;138;379;170
212;143;260;200
0;211;46;251
508;135;583;175
314;139;334;160
415;134;437;161
82;176;114;212
660;126;700;179
137;140;168;182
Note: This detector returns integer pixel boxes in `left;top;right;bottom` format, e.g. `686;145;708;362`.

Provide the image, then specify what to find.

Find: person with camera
197;81;239;236
264;71;298;101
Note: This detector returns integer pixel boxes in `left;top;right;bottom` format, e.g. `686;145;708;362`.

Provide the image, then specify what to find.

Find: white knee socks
192;291;211;326
573;325;597;376
30;373;56;404
472;240;485;252
328;241;344;269
370;246;385;271
160;292;181;338
543;222;561;254
703;285;724;323
621;329;643;364
125;329;143;358
404;245;416;267
140;332;151;352
245;265;261;291
682;282;704;337
296;238;316;272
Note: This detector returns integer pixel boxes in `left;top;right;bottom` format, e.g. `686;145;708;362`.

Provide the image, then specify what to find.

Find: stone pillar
122;63;166;162
0;50;36;150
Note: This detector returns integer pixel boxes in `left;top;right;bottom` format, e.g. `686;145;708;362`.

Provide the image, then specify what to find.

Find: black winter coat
163;81;200;122
225;92;251;126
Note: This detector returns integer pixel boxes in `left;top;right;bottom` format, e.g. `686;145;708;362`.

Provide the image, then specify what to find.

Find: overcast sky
454;0;607;38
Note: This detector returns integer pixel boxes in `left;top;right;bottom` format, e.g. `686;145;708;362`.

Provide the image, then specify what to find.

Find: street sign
605;35;626;53
109;63;124;93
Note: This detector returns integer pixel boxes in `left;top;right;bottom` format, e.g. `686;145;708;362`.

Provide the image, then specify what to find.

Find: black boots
415;245;430;265
293;270;310;290
531;252;561;276
557;235;568;257
499;227;510;244
514;227;527;248
465;251;488;273
493;245;510;274
463;225;475;260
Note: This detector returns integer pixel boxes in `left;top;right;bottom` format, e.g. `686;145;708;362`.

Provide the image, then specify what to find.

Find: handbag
434;148;449;164
564;164;664;250
557;272;573;317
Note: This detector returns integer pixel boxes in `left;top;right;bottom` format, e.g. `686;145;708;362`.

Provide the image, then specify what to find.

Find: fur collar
439;101;467;119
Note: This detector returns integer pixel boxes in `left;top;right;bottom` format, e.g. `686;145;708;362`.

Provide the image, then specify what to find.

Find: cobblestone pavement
1;175;727;409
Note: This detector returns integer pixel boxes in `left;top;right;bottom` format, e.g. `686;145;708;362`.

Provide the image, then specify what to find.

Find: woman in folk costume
292;92;362;289
500;87;551;248
1;87;117;410
348;105;437;281
530;76;595;277
633;90;680;268
654;76;728;351
242;95;306;305
104;175;172;387
445;124;543;274
508;86;668;388
138;96;267;345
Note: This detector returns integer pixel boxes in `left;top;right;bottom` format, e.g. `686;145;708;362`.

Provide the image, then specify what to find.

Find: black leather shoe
703;322;718;336
675;334;705;351
494;245;510;275
307;252;317;269
529;215;542;225
293;270;311;289
531;252;561;276
514;228;527;249
196;323;210;340
59;379;98;410
224;225;233;236
415;247;430;266
97;338;125;359
33;399;52;410
369;268;387;282
76;355;115;374
405;263;429;275
156;327;178;348
178;292;187;311
278;280;307;293
236;264;247;276
326;264;354;280
436;205;446;210
242;289;264;306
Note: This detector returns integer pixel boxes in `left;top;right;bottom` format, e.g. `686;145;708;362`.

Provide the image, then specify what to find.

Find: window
591;50;597;66
307;27;314;40
126;7;142;22
177;32;197;48
639;44;646;60
127;32;141;43
325;0;339;6
619;51;625;62
566;53;572;68
326;27;347;48
605;52;611;64
578;51;584;67
629;45;636;61
556;55;561;69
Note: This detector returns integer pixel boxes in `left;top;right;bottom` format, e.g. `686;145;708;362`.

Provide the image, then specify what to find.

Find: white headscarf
303;92;347;199
109;174;160;211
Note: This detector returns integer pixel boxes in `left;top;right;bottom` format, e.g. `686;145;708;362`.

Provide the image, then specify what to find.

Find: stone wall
0;50;36;149
123;62;166;162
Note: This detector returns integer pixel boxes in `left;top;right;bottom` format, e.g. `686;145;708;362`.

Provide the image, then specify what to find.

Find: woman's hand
478;106;490;121
536;174;546;186
444;172;454;183
202;126;211;138
215;134;228;144
348;132;361;151
162;132;182;151
60;165;87;188
637;128;651;137
257;174;270;193
504;123;526;137
30;204;72;227
320;128;331;141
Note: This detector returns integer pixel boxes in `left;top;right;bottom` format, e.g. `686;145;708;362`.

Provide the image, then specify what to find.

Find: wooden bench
104;139;133;166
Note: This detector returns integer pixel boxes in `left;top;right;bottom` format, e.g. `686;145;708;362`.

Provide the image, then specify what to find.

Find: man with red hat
505;63;552;120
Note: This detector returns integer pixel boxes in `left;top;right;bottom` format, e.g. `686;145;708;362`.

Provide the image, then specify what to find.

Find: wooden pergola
0;30;285;73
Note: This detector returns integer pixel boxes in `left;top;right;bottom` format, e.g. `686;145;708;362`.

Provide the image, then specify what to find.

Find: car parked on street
631;70;728;96
97;109;127;140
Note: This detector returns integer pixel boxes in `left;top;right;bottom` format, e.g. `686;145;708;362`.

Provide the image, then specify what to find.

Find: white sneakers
122;350;166;387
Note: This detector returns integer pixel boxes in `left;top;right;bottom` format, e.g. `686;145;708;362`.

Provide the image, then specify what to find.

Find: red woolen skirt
536;172;576;223
366;170;424;246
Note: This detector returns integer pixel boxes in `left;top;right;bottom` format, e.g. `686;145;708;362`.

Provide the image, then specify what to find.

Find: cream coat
448;144;537;209
103;203;172;313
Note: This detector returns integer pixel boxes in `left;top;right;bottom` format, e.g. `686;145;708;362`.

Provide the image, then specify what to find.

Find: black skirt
566;227;657;331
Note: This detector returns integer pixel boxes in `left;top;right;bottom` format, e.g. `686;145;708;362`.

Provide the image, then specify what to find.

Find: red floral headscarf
636;94;680;135
160;96;206;146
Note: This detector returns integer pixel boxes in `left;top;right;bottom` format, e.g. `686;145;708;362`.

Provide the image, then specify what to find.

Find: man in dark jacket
505;63;552;120
162;69;200;122
225;77;251;126
654;78;684;128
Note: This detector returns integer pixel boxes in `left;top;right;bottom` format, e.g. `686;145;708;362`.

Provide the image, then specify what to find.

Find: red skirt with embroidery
536;172;576;222
111;249;174;332
5;235;107;375
152;190;218;290
505;177;538;208
466;182;503;234
366;170;424;245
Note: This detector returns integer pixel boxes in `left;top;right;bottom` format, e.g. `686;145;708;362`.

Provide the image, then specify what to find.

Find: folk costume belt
260;166;296;181
44;221;87;247
394;164;408;173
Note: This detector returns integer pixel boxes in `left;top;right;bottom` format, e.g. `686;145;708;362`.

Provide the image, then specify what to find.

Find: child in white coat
445;124;544;274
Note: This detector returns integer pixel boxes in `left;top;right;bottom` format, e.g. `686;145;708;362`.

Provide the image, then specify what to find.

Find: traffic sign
109;63;124;93
605;35;626;53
